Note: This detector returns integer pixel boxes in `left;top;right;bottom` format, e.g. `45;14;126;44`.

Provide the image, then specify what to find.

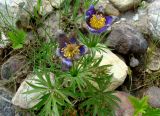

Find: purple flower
85;5;113;34
56;32;88;69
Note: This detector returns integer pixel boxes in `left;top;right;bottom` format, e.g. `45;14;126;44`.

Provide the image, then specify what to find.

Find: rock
132;13;139;21
109;0;141;12
130;57;140;67
114;91;134;116
132;15;150;35
120;11;136;21
0;32;9;64
0;0;64;21
105;3;120;16
145;0;155;3
145;86;160;108
97;0;109;6
118;10;150;35
1;55;27;80
28;0;65;14
0;88;16;116
0;32;9;48
107;22;148;54
48;0;64;8
148;48;160;71
12;73;54;109
148;0;160;41
95;49;128;90
96;0;120;16
37;12;59;42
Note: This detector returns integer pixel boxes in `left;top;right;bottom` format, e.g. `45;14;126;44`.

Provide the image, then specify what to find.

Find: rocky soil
0;0;160;116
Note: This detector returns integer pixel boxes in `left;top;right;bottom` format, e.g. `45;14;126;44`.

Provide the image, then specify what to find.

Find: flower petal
57;32;69;48
62;58;72;66
56;48;64;57
69;38;77;44
86;24;109;34
105;16;113;26
86;16;113;34
79;45;88;55
85;5;96;19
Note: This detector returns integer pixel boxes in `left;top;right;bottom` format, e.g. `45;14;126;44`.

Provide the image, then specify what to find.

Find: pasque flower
85;5;113;34
57;32;87;69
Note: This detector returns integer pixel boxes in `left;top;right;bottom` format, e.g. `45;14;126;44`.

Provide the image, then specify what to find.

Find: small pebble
130;57;139;67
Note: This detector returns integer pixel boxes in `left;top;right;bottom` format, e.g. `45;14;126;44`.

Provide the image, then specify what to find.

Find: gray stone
114;91;134;116
37;12;59;42
145;86;160;108
0;0;64;14
147;0;160;42
1;55;27;80
148;48;160;71
145;0;155;2
130;57;140;67
120;11;137;21
107;22;148;54
132;15;150;35
109;0;141;12
0;88;15;116
0;0;63;31
118;12;150;36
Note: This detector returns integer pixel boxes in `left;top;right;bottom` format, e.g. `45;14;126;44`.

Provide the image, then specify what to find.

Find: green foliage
24;70;72;116
83;0;99;9
129;96;160;116
29;40;56;69
80;66;119;116
129;96;148;116
69;53;103;77
139;1;148;9
143;107;160;116
60;0;99;30
33;0;42;18
78;31;109;52
61;0;81;22
26;52;119;116
7;29;26;49
0;1;17;30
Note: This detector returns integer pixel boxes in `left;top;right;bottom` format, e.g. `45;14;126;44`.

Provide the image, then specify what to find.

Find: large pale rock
12;73;54;109
95;49;128;90
148;0;160;42
109;0;141;12
107;22;148;54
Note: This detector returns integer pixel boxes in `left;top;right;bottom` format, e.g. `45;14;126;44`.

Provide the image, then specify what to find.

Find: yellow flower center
62;44;80;59
89;14;106;29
